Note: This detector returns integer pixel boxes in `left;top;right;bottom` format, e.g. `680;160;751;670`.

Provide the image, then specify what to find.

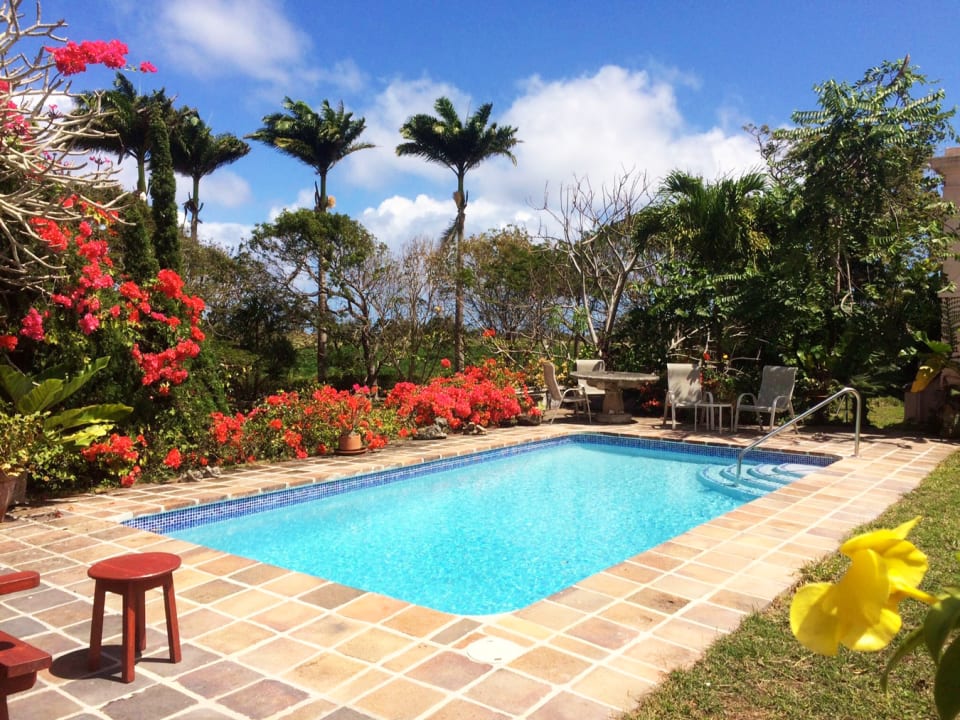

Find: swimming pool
127;435;833;615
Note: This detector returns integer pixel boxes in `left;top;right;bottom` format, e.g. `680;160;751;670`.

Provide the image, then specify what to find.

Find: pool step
698;462;821;501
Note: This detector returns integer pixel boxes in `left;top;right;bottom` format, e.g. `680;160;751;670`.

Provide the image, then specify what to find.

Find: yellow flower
790;517;933;656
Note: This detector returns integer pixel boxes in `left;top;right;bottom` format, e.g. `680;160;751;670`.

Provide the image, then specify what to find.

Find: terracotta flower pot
337;431;364;455
0;471;24;522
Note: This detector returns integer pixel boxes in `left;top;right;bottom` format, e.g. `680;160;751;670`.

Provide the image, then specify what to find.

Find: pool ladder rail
699;387;860;500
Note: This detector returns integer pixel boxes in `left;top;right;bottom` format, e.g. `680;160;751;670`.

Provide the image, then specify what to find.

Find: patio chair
663;363;710;429
733;365;798;431
575;358;605;409
542;360;591;423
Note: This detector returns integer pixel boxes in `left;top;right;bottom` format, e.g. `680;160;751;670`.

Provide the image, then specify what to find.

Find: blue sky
40;0;960;252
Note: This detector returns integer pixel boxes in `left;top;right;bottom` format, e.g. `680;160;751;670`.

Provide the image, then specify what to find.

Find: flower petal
791;582;842;655
841;517;927;591
834;549;899;652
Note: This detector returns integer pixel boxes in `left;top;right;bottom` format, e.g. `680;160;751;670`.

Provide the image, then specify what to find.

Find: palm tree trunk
190;175;201;242
316;175;329;382
454;176;466;371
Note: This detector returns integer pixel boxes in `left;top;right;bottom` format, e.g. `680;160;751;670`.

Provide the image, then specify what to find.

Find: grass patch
623;448;960;720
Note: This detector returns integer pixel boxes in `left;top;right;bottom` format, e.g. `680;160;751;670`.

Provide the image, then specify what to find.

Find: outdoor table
571;370;658;423
694;401;733;432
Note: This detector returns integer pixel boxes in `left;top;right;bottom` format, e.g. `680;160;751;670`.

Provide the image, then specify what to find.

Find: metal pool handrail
735;386;862;480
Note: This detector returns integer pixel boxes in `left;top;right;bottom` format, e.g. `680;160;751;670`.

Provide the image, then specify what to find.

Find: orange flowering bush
201;385;391;466
384;358;536;431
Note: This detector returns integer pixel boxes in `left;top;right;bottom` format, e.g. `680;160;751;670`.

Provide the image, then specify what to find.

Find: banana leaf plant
0;357;132;464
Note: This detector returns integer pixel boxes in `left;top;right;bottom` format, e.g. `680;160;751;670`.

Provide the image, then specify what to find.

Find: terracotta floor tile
466;668;552;716
529;690;618;720
425;698;512;720
326;667;393;705
252;600;324;632
598;601;664;631
509;645;591;684
384;605;455;637
408;650;492;690
567;616;637;650
198;620;276;655
573;664;649;711
336;626;415;663
237;636;320;673
548;586;615;613
287;652;368;693
295;614;365;648
679;601;746;633
340;592;408;623
300;582;365;609
209;587;282;618
219;678;310;720
623;635;700;672
357;677;447;720
575;570;643;598
549;633;617;660
653;617;724;653
515;601;586;631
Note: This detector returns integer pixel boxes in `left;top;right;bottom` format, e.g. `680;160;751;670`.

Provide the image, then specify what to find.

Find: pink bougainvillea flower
78;312;100;335
139;61;157;73
20;307;46;341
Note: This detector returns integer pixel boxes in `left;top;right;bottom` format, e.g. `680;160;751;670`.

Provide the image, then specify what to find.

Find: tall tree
74;73;173;195
654;170;769;359
170;109;250;242
397;97;519;370
248;98;373;380
538;171;662;360
757;57;958;389
148;104;181;272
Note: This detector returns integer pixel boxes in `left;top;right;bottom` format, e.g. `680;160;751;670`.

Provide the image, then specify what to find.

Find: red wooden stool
0;571;51;720
87;552;182;683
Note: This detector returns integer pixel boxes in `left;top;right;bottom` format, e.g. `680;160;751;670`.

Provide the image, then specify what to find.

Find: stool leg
135;587;147;652
121;589;136;683
162;576;181;663
88;583;106;671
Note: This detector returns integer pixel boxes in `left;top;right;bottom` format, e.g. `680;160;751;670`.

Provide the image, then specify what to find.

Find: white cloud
360;194;452;248
176;170;253;209
345;77;467;191
157;0;314;86
195;221;253;252
354;64;761;250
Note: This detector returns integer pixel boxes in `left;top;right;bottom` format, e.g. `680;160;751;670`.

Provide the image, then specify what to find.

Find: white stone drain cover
465;636;525;664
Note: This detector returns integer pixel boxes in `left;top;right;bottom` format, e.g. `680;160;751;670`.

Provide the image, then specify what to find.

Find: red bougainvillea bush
200;385;393;467
384;358;538;432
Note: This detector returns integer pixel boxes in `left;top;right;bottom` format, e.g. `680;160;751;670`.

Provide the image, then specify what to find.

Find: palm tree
74;73;173;195
247;98;373;380
659;170;769;360
247;97;372;212
170;109;250;242
397;97;519;370
660;170;768;270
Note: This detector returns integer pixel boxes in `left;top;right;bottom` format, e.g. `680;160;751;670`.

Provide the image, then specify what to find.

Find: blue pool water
127;435;832;615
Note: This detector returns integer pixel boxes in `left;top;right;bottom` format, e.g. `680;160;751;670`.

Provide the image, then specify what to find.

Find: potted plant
0;357;132;517
331;386;374;454
0;412;45;519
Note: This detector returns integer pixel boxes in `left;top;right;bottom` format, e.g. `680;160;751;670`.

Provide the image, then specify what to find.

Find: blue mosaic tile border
125;433;836;536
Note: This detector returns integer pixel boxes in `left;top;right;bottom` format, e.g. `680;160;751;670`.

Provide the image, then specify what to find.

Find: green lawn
622;442;958;720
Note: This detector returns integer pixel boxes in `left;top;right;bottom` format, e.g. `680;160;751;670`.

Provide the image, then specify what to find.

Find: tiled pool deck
1;417;954;720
